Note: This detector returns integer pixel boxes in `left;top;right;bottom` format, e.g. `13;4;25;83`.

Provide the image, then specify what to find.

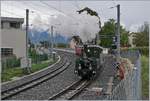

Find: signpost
21;58;31;69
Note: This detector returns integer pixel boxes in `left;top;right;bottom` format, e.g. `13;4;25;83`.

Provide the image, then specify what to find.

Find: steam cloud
31;11;100;42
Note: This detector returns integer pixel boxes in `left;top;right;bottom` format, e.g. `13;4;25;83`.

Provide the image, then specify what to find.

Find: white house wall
1;28;26;58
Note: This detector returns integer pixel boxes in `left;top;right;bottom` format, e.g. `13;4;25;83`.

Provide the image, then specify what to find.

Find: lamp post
116;4;120;63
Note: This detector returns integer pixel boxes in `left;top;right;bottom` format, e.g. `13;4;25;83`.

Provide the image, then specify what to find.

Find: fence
106;50;142;100
1;53;49;71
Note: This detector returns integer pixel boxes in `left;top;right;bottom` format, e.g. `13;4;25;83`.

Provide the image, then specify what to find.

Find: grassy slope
2;59;57;82
141;55;149;99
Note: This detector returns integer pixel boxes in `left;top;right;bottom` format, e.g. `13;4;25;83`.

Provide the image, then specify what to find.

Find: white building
1;17;26;58
128;32;136;47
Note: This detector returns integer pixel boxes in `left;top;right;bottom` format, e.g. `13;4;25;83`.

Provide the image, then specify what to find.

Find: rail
48;79;91;100
1;52;71;100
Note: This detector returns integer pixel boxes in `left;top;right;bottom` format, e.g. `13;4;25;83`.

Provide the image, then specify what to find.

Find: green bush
141;55;149;99
2;56;20;69
29;53;49;64
38;54;48;61
29;48;49;64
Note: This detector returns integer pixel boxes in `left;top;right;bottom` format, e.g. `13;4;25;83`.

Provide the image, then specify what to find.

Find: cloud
2;1;150;41
31;11;101;42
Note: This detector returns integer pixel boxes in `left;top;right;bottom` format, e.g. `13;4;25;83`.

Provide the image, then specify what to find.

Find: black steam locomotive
74;44;104;79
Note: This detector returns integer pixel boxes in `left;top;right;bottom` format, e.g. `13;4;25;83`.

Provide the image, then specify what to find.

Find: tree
99;19;115;47
28;38;35;48
40;41;49;48
99;19;129;47
120;26;130;47
132;22;149;46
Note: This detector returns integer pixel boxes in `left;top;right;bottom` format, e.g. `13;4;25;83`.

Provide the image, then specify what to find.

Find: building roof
1;17;24;23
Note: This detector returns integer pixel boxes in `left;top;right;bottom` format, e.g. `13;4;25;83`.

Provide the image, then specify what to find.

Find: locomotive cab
74;45;103;79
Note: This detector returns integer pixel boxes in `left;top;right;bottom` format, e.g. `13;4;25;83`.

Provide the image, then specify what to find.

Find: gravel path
7;51;80;100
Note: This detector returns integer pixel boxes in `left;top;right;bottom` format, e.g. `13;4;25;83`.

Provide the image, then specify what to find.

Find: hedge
2;56;20;69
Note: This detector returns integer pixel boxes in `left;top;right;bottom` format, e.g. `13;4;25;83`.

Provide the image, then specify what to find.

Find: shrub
30;53;49;64
2;56;20;70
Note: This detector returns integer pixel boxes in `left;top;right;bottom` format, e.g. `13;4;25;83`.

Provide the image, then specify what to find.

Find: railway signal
112;36;117;49
112;36;117;43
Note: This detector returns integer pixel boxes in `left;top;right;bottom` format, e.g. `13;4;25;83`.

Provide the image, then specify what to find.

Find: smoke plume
31;10;100;42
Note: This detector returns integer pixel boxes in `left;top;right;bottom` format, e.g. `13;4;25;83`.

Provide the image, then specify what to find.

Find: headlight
89;64;92;70
74;70;78;74
78;64;82;70
92;71;96;74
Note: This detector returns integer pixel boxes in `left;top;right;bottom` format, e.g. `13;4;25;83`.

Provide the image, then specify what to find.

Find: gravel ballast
73;55;120;100
7;51;80;100
3;50;121;100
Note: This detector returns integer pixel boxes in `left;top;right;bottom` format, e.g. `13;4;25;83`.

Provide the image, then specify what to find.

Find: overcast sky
1;0;150;33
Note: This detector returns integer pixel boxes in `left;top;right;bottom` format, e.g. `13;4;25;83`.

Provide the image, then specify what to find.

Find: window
10;22;20;28
1;48;13;56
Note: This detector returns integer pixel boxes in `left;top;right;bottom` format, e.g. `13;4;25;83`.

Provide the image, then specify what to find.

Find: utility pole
26;9;29;60
51;26;54;56
116;4;120;62
26;9;30;73
55;31;58;48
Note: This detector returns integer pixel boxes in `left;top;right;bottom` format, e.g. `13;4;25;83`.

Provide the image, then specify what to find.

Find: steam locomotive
74;44;104;79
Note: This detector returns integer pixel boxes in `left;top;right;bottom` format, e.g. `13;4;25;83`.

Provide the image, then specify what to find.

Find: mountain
28;29;70;44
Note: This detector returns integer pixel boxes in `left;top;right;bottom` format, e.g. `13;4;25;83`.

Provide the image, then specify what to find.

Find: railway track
48;79;91;100
1;54;71;100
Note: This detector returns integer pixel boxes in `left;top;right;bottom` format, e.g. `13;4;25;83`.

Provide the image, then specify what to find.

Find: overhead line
21;1;52;17
39;1;80;21
40;1;65;15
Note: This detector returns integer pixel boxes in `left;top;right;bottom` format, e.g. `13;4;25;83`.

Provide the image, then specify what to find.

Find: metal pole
55;31;57;48
26;9;29;60
51;26;54;56
55;32;57;48
26;9;30;73
117;4;120;62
